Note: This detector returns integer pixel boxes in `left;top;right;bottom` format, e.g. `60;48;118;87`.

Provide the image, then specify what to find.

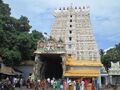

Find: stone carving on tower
35;37;65;54
51;6;100;61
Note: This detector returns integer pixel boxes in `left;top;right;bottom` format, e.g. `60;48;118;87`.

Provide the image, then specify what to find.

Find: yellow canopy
0;66;13;75
65;57;103;67
0;66;21;75
64;69;100;77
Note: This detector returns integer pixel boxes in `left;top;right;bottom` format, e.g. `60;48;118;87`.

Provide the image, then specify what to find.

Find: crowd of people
0;76;97;90
0;76;24;90
26;77;96;90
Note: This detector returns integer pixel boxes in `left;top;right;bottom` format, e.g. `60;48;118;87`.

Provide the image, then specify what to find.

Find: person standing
92;78;96;90
26;79;30;88
56;80;61;90
60;80;63;90
80;80;84;90
47;78;50;88
76;81;80;90
73;80;76;90
35;80;39;90
13;77;17;88
84;79;90;90
63;80;67;90
40;79;46;90
20;78;23;88
53;80;57;89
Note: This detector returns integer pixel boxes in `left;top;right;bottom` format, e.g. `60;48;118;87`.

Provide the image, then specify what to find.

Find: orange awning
64;69;100;77
65;58;103;67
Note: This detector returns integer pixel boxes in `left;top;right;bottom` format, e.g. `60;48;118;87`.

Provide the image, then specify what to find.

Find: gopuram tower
51;6;103;88
34;6;103;88
51;6;100;61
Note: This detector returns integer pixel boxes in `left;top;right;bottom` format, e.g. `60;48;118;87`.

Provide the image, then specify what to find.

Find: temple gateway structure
34;6;103;88
108;62;120;85
34;37;66;79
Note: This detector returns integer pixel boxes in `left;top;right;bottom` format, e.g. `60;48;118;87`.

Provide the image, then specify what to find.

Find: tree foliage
101;43;120;70
0;0;11;16
2;49;21;66
0;0;44;66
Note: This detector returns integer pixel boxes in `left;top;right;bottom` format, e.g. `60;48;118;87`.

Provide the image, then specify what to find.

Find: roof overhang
65;60;103;67
64;69;100;77
0;66;22;75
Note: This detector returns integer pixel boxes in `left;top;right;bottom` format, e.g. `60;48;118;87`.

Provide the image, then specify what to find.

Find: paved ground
101;87;120;90
15;87;53;90
15;87;33;90
15;87;120;90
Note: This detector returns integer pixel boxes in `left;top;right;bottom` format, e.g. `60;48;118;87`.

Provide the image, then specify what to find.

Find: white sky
4;0;120;49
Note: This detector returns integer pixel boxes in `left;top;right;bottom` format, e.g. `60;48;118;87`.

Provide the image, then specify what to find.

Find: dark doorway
40;54;63;79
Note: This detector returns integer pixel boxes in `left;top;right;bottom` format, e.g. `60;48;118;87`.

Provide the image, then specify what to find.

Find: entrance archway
40;54;63;79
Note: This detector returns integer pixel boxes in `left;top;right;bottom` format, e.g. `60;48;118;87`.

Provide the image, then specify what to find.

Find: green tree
17;32;33;60
115;43;120;61
30;30;44;49
0;0;44;66
101;43;120;70
2;49;21;67
18;16;32;32
0;29;7;48
30;30;45;60
0;0;11;16
99;49;104;63
31;30;44;40
103;48;115;70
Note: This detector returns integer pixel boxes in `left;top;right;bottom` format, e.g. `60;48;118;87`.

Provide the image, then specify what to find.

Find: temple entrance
40;54;63;79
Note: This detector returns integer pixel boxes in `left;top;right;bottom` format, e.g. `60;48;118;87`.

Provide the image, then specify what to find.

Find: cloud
104;46;114;52
3;0;120;49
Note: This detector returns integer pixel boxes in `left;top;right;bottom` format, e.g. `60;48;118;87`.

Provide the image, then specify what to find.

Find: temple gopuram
51;6;103;88
34;6;103;89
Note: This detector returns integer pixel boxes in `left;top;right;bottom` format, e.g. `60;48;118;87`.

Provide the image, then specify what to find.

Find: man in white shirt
81;80;85;90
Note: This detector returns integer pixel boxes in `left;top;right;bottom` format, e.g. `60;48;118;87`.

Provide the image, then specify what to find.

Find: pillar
34;54;40;80
98;75;102;88
61;55;66;77
105;76;108;86
110;75;112;85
